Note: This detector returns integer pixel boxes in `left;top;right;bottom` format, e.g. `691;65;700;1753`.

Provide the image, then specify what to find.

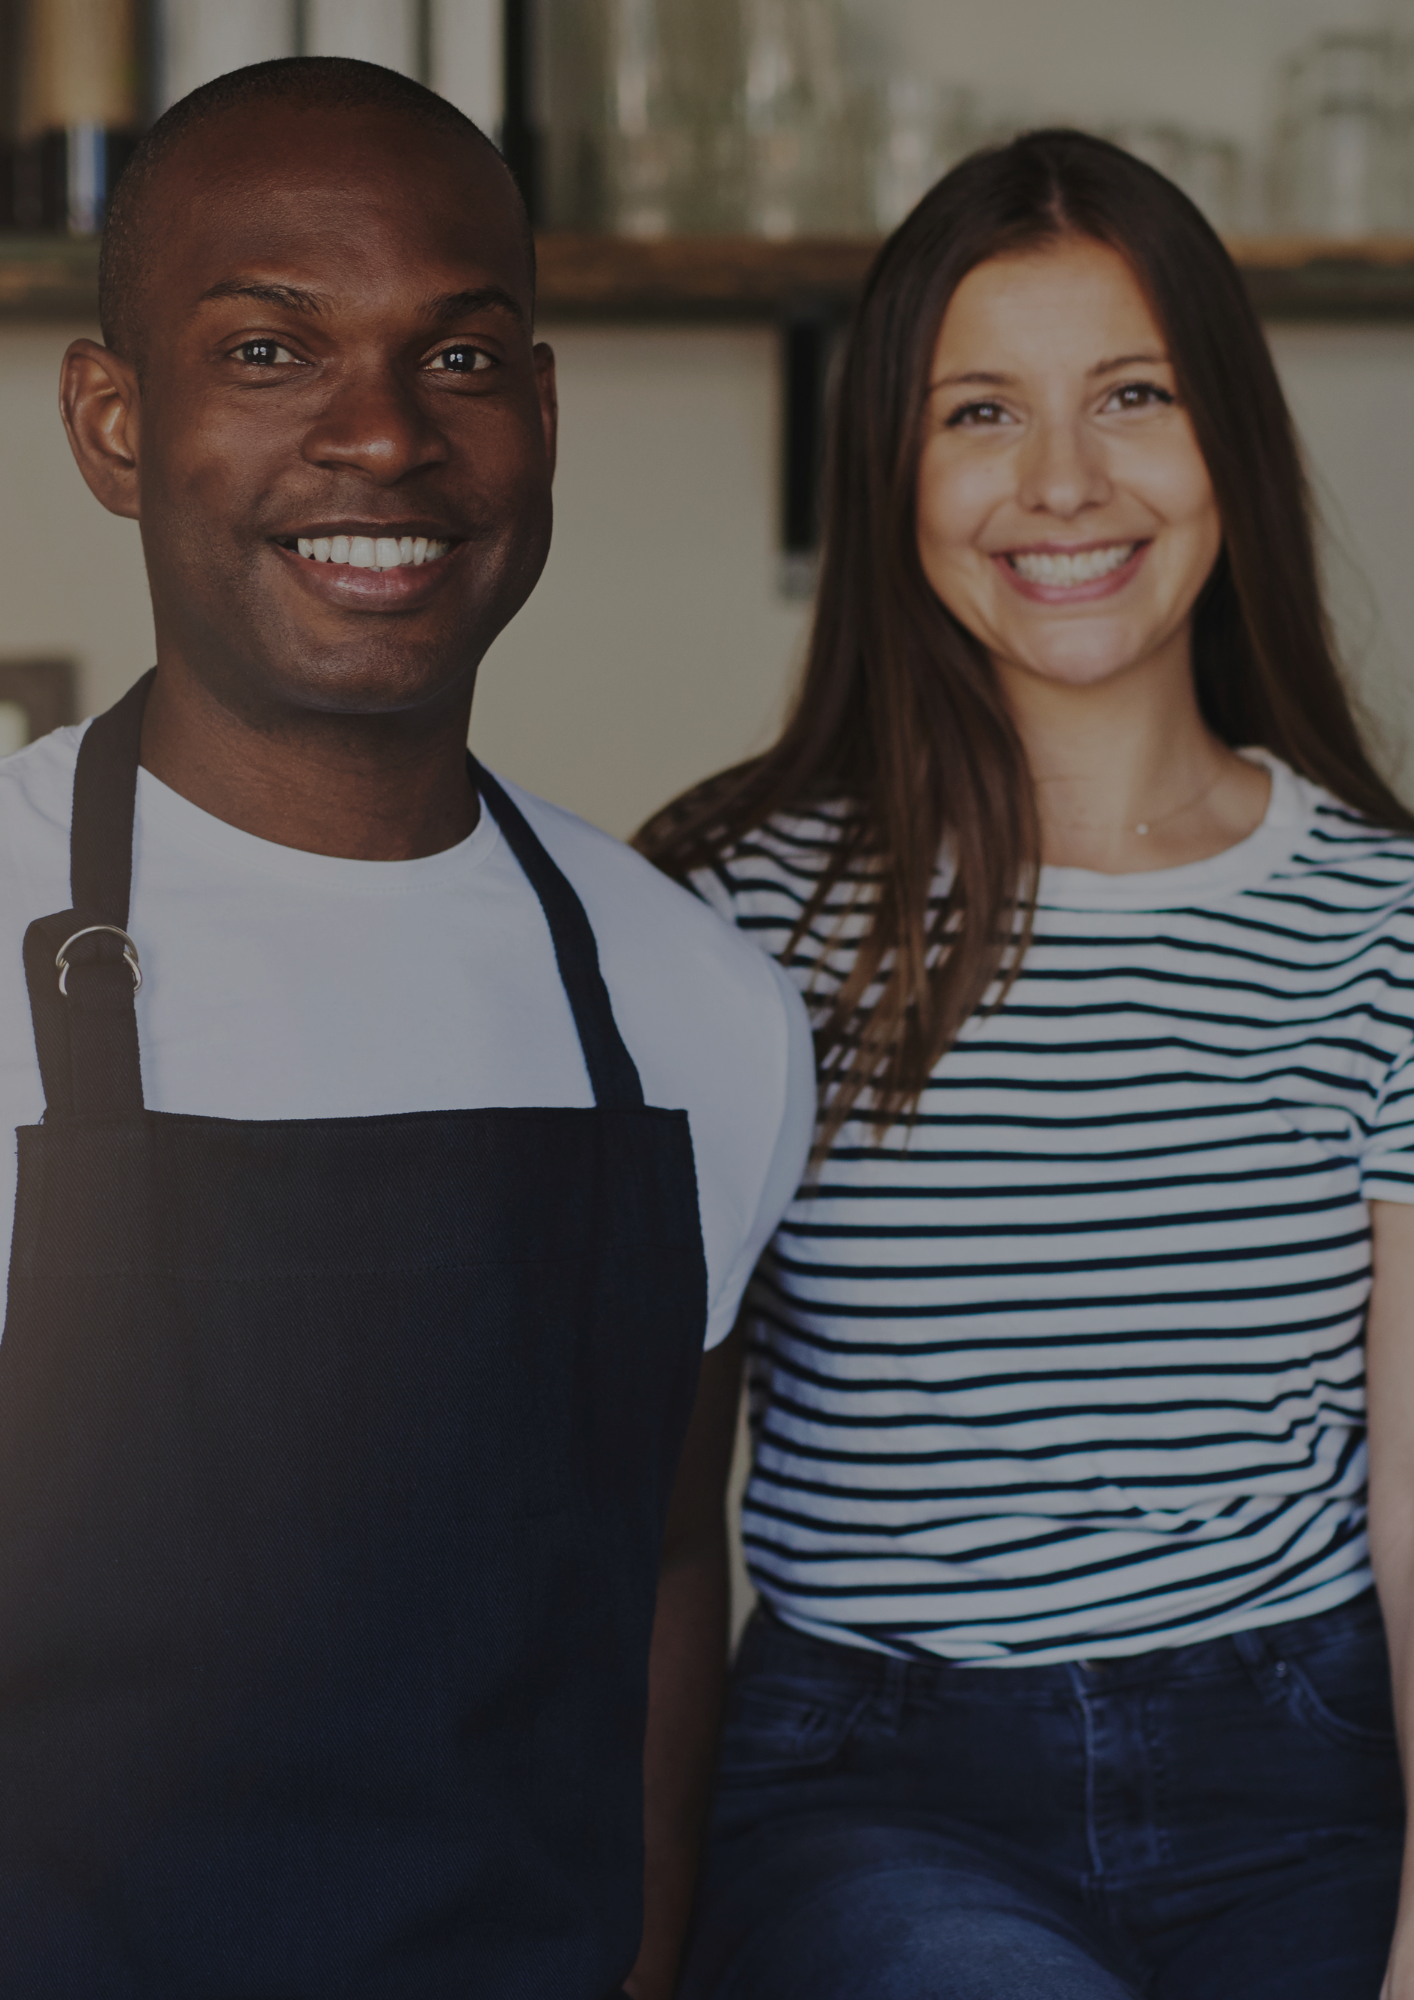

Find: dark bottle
1;0;20;229
14;0;140;233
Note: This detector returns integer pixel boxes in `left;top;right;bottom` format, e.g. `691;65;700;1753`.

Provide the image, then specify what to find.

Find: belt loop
1234;1623;1290;1705
872;1653;908;1736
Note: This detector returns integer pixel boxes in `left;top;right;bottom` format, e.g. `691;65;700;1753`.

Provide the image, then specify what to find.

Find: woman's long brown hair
636;129;1414;1145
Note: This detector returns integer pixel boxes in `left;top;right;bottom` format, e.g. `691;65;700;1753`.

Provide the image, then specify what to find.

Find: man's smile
271;528;463;608
284;532;452;571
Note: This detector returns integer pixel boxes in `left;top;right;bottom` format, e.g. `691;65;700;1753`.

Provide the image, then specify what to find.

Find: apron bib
0;675;707;1997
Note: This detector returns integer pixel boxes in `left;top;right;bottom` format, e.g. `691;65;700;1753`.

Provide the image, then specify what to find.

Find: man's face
71;104;555;726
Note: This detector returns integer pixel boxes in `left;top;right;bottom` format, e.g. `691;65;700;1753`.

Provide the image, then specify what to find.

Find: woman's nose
1015;414;1111;518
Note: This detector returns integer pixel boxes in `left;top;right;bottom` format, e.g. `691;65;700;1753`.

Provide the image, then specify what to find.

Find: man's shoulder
0;723;85;903
0;722;83;822
494;772;812;1118
495;773;792;1002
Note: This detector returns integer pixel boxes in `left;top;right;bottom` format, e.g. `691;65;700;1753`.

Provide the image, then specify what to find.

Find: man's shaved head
64;49;556;766
99;56;533;365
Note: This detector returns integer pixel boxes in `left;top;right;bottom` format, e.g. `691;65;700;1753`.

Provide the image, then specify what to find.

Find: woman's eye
944;399;1013;429
426;345;493;374
235;339;296;367
1104;381;1175;412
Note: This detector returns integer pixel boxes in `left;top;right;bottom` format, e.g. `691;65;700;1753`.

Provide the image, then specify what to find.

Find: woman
638;131;1414;1999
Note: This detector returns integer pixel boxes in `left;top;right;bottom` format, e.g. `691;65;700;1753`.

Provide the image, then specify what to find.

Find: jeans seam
1073;1671;1105;1882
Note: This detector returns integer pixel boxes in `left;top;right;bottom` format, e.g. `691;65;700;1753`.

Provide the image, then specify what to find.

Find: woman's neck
996;642;1272;875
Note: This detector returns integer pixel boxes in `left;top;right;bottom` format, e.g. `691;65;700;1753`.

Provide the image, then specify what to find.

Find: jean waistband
740;1588;1386;1698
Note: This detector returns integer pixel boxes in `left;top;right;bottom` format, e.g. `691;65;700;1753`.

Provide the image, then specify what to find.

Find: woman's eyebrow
929;369;1015;390
1090;350;1169;375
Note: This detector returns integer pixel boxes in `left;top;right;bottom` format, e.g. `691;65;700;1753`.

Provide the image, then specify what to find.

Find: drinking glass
740;0;855;238
599;0;695;237
867;76;973;232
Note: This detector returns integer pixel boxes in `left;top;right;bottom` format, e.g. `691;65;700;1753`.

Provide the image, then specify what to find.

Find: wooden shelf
8;231;1414;324
536;232;1414;322
535;233;878;317
0;236;101;320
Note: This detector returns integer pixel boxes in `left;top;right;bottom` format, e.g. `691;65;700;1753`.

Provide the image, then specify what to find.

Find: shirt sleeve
687;861;735;922
1362;1035;1414;1203
702;960;815;1348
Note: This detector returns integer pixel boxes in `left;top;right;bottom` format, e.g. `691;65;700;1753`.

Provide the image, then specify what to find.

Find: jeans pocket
1272;1602;1399;1753
715;1671;866;1786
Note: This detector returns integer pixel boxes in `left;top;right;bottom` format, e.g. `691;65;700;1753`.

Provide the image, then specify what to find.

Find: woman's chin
990;638;1157;694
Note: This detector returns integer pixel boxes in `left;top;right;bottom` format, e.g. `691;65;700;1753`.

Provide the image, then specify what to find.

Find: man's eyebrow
196;279;328;315
421;286;527;327
191;279;528;329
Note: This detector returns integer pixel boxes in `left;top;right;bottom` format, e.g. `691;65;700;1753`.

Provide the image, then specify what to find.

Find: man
0;57;813;1997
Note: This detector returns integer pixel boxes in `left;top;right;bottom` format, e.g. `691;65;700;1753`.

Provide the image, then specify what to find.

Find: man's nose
300;364;449;482
1015;414;1111;518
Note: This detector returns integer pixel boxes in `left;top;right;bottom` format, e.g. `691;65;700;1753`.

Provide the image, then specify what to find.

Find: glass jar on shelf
1270;29;1406;237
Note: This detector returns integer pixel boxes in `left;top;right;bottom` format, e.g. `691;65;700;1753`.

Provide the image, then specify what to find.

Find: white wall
473;324;808;834
1271;323;1414;774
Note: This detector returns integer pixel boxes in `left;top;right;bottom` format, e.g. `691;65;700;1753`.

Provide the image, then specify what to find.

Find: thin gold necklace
1045;761;1228;840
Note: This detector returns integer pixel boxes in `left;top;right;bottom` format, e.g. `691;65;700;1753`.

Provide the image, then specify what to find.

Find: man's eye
235;340;296;367
426;345;493;374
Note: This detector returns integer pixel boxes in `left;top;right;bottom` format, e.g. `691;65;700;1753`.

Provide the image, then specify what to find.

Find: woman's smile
995;537;1149;601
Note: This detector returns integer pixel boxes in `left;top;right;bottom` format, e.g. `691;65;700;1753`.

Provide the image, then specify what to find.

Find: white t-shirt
0;723;816;1349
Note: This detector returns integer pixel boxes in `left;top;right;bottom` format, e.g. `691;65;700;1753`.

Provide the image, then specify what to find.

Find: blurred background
4;0;1414;840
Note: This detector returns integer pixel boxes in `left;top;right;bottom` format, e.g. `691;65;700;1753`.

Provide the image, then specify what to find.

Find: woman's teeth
294;534;449;570
1008;543;1137;586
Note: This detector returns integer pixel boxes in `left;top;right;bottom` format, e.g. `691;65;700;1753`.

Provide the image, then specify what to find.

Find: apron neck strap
470;759;645;1112
20;670;155;1119
22;676;646;1122
71;668;151;922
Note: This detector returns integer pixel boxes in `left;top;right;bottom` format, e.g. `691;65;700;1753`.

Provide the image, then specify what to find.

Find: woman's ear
59;339;141;521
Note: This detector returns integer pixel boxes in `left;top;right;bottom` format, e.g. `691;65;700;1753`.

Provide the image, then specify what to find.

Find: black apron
0;675;707;1997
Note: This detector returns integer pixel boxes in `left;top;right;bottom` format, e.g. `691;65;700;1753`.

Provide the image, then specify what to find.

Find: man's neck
137;659;480;861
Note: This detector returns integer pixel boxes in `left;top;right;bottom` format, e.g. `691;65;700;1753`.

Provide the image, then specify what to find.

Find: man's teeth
294;534;449;569
1008;543;1136;586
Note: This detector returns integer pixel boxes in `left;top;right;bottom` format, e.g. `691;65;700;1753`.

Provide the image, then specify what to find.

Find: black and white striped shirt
694;754;1414;1664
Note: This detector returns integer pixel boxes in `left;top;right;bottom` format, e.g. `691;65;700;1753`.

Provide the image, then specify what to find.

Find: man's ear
60;339;141;520
534;340;558;480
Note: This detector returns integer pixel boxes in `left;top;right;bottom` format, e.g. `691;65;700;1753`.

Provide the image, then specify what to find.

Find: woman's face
915;236;1222;695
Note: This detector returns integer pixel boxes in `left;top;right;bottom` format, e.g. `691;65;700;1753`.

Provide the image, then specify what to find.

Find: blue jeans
682;1594;1404;1998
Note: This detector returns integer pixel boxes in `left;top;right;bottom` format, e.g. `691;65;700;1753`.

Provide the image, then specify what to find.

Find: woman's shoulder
1287;771;1414;898
687;798;861;927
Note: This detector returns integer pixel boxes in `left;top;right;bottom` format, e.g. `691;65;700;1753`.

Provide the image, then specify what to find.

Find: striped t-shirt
694;753;1414;1665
